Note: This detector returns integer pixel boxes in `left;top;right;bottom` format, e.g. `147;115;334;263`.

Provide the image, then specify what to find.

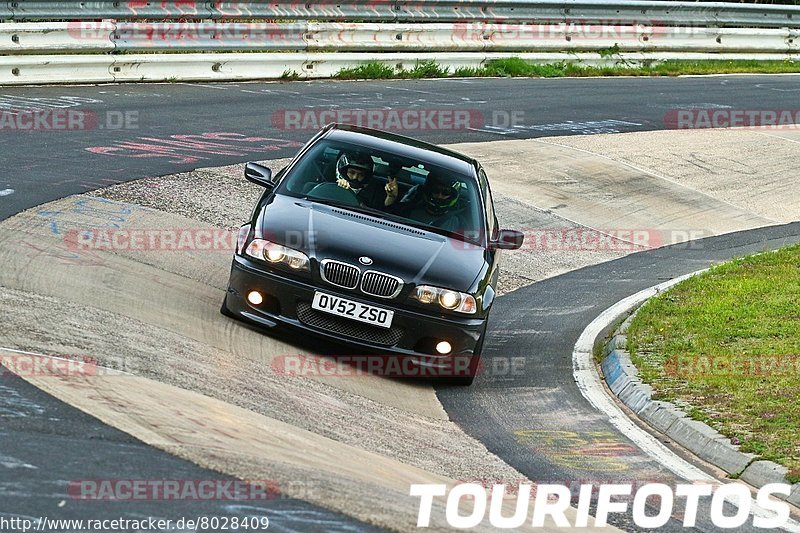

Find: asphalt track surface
2;75;800;531
3;74;800;221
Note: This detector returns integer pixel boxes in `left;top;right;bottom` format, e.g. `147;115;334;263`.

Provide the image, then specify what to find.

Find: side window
479;169;498;239
282;143;341;194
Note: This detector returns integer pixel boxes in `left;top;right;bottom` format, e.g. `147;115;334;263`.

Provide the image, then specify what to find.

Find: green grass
626;244;800;481
642;59;800;76
335;61;396;80
280;69;301;81
332;57;800;80
404;60;450;78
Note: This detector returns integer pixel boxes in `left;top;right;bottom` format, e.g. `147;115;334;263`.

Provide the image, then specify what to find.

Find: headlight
411;285;477;314
245;239;310;272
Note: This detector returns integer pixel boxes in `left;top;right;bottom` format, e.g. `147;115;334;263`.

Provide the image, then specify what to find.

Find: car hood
257;194;487;292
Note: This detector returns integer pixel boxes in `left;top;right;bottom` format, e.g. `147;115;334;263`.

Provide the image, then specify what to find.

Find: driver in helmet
334;152;392;210
385;172;466;232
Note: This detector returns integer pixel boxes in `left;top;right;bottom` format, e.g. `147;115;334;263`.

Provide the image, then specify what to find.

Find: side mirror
489;229;524;250
244;162;274;189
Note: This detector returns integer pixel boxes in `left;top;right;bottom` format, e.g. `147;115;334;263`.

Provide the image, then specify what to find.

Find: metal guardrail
2;50;796;85
1;1;799;85
3;1;800;28
2;22;799;53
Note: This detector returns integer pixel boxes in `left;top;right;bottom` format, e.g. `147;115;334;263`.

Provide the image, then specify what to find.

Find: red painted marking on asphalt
85;132;303;164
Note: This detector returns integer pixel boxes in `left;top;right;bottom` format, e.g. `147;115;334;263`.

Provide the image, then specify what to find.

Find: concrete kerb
598;283;800;509
572;270;800;528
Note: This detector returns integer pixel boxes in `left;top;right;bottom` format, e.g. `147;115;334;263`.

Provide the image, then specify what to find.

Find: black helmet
422;173;460;215
336;153;372;189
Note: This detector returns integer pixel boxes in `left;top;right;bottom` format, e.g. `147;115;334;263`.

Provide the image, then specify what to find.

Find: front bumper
224;255;486;372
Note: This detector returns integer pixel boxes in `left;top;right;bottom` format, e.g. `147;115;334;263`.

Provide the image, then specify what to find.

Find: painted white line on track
177;83;233;90
467;126;515;135
0;455;37;469
750;130;800;145
573;271;800;532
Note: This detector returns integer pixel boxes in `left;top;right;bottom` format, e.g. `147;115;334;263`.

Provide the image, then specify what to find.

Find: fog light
247;290;264;305
435;341;452;355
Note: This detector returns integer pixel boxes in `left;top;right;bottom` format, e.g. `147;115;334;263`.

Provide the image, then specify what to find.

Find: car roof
323;123;478;177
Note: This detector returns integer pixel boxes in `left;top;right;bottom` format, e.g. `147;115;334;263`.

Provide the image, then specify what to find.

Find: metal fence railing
3;22;799;53
1;1;799;85
4;1;800;28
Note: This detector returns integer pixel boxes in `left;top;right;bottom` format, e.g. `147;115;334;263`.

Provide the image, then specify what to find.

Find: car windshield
276;138;484;244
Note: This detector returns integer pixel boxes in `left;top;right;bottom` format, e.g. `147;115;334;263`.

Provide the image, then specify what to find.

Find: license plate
311;292;394;329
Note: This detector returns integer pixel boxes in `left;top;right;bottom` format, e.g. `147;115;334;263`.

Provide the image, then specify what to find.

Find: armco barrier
2;0;800;85
0;54;115;84
2;51;797;85
72;23;800;53
0;22;113;54
5;22;800;54
5;1;800;28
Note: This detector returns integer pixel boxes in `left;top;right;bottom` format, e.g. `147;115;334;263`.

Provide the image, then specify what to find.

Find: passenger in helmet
387;172;467;233
421;173;461;215
334;152;389;210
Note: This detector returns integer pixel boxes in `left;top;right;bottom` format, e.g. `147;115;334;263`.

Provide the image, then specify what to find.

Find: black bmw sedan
222;123;523;385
